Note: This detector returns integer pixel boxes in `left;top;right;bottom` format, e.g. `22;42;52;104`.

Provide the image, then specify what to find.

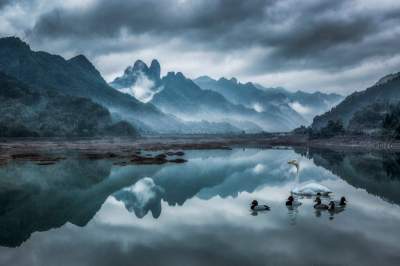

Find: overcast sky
1;0;400;94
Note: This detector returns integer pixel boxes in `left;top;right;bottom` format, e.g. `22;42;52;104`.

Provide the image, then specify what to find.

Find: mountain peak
150;59;161;78
165;71;186;80
68;54;103;80
195;76;215;83
68;54;92;66
110;59;162;90
230;77;238;84
133;60;149;72
217;77;229;83
176;72;185;79
121;59;161;80
217;77;242;86
0;36;30;50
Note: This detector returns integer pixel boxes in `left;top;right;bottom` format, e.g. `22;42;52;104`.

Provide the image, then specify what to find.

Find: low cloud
253;164;266;174
118;71;163;103
252;103;264;113
289;102;312;115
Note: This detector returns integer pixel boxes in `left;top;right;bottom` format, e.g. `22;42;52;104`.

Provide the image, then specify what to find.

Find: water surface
0;148;399;266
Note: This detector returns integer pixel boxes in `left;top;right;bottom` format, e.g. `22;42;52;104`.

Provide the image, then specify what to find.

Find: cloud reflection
0;148;400;265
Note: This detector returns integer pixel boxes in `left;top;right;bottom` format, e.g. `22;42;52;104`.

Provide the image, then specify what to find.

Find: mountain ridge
0;37;191;133
110;60;315;132
194;75;342;124
312;73;400;130
0;71;137;137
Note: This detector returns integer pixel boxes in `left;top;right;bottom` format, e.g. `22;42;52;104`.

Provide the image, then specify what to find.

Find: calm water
0;148;400;266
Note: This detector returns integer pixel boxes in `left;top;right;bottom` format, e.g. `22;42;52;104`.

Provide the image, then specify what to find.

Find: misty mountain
312;72;400;130
0;72;137;137
281;90;343;122
195;76;342;123
111;60;312;132
195;76;306;126
110;60;249;133
110;59;162;94
0;37;186;133
110;59;164;103
153;72;268;132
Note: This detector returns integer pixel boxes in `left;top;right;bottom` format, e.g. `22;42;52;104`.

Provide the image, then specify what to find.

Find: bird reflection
286;195;302;225
287;205;300;225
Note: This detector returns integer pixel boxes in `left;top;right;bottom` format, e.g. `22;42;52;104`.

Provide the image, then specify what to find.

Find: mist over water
0;148;399;266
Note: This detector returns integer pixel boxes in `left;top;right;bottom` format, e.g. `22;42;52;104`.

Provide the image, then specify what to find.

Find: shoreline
0;134;399;153
1;135;399;166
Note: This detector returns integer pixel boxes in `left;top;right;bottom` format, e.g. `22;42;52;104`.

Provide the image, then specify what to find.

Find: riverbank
0;134;399;166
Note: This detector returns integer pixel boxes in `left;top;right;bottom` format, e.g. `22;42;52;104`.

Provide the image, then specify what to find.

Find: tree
310;119;345;139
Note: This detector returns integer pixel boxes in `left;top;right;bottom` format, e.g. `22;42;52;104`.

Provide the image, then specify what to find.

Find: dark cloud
28;0;400;74
0;0;19;9
0;0;33;9
0;0;397;93
32;0;269;39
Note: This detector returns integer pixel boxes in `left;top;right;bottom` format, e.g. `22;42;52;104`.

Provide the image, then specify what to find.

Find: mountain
195;76;343;123
312;72;400;130
110;59;161;89
0;158;139;247
0;37;186;133
110;60;250;133
0;72;137;137
110;59;163;103
194;76;306;126
282;90;343;122
113;177;163;219
154;72;268;132
111;60;313;132
375;72;400;86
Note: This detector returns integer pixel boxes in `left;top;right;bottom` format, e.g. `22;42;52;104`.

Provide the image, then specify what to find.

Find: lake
0;147;399;266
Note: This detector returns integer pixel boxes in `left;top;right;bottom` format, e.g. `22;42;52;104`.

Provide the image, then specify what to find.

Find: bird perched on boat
285;196;302;207
314;197;329;210
250;200;270;211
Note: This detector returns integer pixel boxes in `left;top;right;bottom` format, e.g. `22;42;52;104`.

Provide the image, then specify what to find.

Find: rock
84;153;117;160
155;154;167;159
130;154;167;165
168;158;187;163
166;151;185;156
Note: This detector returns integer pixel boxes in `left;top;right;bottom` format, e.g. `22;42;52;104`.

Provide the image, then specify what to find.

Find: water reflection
113;177;164;218
294;147;400;205
286;205;300;225
0;158;150;247
0;148;399;265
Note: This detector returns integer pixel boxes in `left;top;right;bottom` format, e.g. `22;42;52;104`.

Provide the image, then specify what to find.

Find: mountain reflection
0;148;399;248
0;158;146;247
113;177;164;218
293;147;400;205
